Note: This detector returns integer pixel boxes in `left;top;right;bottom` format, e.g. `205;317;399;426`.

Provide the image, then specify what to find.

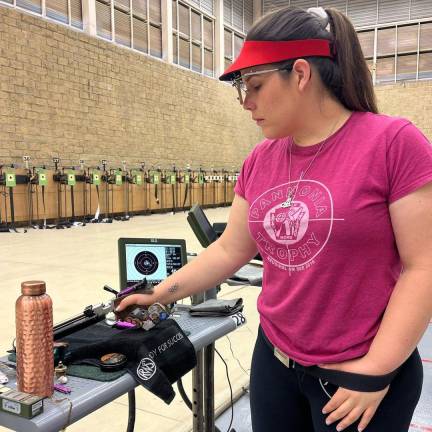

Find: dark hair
246;7;378;114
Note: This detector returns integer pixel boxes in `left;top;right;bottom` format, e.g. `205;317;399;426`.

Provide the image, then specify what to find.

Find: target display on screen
134;251;159;275
119;239;186;289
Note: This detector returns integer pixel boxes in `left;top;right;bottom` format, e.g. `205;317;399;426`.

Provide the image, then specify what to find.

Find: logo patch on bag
137;358;156;381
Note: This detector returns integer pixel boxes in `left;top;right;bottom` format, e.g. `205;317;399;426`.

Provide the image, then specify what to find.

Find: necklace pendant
281;197;292;208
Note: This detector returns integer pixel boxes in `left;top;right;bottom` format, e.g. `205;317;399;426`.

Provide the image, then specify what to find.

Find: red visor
219;39;334;81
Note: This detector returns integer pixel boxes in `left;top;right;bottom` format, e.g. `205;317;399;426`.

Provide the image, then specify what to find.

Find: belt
259;326;400;392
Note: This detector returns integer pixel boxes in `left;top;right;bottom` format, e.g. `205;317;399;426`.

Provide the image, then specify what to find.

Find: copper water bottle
16;281;54;397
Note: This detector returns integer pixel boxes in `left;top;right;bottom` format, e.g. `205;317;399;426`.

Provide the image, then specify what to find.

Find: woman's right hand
114;293;154;316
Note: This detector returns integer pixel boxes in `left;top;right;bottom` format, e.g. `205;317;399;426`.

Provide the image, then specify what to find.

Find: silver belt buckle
274;346;293;368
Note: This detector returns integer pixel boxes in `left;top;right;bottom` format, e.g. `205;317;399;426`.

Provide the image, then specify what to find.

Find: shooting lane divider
189;168;200;208
171;166;178;214
123;164;131;221
65;169;78;225
175;168;182;213
53;161;85;229
115;163;130;222
163;168;177;214
198;168;205;206
222;170;228;207
101;161;114;223
144;167;150;213
227;170;240;205
0;165;27;233
79;160;90;226
139;163;148;215
88;168;102;222
211;170;222;208
112;168;126;222
130;167;145;216
30;167;50;229
52;158;70;229
123;167;129;219
210;170;215;208
68;165;88;227
38;168;49;229
24;156;36;228
128;169;133;217
160;169;166;212
181;168;192;212
158;168;164;210
204;170;213;207
53;158;61;227
147;169;161;209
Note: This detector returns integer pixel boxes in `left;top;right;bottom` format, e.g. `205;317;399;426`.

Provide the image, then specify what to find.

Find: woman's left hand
320;357;390;431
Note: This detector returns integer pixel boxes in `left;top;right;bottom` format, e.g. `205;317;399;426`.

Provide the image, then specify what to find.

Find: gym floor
0;207;431;432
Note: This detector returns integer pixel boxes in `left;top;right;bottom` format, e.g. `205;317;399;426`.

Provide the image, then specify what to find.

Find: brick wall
375;81;432;140
0;6;262;170
1;5;432;172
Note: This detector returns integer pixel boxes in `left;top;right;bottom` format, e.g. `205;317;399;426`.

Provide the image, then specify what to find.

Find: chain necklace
281;116;344;209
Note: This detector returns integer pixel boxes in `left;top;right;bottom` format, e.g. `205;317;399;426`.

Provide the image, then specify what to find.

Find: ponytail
325;8;378;113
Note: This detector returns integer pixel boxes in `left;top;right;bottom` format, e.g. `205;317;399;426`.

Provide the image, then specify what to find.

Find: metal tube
204;343;215;432
193;349;204;432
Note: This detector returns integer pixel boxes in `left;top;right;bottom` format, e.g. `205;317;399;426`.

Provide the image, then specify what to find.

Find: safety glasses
231;67;290;105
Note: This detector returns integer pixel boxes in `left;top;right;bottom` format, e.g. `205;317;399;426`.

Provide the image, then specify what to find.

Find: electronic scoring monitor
118;238;187;290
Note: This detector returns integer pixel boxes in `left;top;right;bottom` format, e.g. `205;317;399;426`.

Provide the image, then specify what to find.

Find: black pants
250;327;423;432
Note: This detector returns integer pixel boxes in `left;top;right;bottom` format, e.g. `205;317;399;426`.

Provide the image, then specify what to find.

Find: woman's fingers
115;293;152;311
357;406;379;432
322;388;349;414
325;399;354;425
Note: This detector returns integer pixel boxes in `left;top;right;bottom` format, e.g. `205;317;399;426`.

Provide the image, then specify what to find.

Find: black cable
161;335;239;432
226;335;250;376
177;378;192;410
126;390;136;432
215;348;235;432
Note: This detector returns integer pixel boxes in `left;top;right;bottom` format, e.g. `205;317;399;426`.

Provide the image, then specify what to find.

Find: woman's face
240;61;309;139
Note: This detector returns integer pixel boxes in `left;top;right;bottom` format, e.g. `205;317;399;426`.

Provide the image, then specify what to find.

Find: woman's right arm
115;194;258;311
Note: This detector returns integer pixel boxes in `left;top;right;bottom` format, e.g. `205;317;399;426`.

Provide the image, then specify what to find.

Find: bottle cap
21;281;46;296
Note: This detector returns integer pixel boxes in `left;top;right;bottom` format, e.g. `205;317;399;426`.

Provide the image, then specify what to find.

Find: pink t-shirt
235;111;432;366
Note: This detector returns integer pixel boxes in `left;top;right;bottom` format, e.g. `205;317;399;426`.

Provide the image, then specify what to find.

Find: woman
117;6;432;432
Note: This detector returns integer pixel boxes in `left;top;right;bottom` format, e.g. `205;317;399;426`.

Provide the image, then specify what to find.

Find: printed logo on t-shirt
249;180;334;272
